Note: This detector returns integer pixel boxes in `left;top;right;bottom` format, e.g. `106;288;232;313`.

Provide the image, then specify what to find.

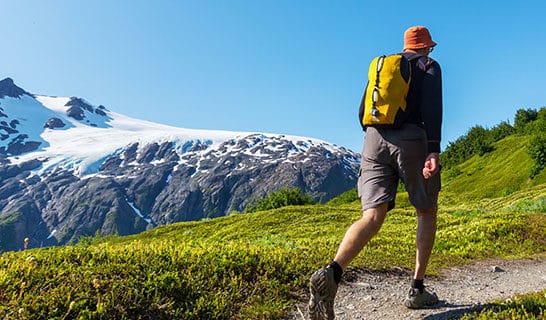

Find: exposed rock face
0;78;29;98
64;97;112;127
0;78;361;251
44;117;66;129
1;137;359;251
0;84;43;156
4;135;42;155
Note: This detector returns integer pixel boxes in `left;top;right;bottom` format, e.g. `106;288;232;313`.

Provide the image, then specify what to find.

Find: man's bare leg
333;202;388;271
308;202;388;319
404;206;439;309
414;207;438;280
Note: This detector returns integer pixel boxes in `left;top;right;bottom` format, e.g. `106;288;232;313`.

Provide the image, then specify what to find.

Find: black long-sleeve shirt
403;53;443;153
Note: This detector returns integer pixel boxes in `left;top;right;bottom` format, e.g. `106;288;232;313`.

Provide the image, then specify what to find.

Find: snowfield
3;93;355;177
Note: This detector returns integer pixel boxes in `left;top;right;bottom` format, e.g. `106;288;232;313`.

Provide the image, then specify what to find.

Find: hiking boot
308;265;338;320
404;287;439;309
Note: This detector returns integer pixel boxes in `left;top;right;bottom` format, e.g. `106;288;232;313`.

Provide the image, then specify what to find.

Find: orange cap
403;26;437;50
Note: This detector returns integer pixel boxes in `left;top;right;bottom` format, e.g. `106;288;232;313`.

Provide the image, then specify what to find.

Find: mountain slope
441;135;546;202
0;78;360;251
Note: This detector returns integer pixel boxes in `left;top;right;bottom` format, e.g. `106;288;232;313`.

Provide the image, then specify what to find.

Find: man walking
308;26;443;319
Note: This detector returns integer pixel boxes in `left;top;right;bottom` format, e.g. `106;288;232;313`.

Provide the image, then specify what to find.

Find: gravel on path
288;257;546;320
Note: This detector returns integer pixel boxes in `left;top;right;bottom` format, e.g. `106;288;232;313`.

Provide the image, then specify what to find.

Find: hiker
308;26;443;319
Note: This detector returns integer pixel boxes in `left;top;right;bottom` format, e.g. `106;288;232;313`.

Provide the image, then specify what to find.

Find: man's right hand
423;152;440;179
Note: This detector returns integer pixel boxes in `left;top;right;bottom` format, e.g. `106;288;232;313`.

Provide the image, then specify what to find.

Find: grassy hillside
0;133;545;319
442;135;546;200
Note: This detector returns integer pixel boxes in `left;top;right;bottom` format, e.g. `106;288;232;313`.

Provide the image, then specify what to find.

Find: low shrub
244;187;315;213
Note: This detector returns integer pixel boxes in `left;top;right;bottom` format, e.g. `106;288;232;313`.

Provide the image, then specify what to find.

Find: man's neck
404;48;429;56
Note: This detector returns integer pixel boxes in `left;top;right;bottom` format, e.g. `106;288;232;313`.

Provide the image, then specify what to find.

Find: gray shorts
358;124;441;211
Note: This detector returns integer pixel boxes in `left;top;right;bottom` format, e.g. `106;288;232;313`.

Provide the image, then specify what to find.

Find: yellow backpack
359;54;412;128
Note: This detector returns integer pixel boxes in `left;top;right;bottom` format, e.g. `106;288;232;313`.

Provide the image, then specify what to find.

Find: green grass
460;289;546;320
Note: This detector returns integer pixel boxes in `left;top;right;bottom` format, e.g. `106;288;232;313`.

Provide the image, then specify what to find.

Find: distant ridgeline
441;107;546;178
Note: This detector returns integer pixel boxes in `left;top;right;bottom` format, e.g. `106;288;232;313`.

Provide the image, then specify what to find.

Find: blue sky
2;1;546;153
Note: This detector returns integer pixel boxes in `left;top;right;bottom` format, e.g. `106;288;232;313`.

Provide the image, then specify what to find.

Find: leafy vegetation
514;108;539;132
441;124;511;169
326;187;359;206
529;134;546;178
244;187;316;213
460;289;546;320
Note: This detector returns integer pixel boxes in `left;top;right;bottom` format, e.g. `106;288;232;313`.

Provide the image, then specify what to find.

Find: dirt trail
288;257;546;320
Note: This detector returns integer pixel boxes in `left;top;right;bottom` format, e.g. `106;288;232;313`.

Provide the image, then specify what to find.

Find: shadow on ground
423;301;494;319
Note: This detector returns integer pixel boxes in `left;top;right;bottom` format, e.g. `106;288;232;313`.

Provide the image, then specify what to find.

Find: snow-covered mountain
0;77;360;251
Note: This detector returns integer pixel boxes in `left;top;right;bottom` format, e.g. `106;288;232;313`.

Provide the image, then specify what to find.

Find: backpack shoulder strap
401;52;432;71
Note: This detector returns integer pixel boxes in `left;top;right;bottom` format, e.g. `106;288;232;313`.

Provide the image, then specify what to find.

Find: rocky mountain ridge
0;78;360;251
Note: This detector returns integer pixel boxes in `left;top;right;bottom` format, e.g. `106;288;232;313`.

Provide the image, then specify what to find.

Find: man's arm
421;60;443;154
